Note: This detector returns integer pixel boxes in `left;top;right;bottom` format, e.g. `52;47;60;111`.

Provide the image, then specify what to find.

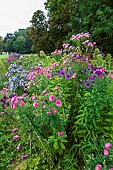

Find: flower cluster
95;143;112;170
70;32;90;41
5;63;29;92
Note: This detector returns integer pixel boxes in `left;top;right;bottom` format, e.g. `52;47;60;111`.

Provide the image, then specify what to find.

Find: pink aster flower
54;86;59;90
110;74;113;79
31;96;36;100
11;103;17;109
49;95;54;101
33;101;39;107
105;143;112;149
104;149;109;155
71;73;76;78
52;108;58;114
110;168;113;170
0;112;5;114
1;88;9;94
13;135;19;141
47;112;50;116
41;89;47;96
16;143;21;150
55;100;62;106
95;164;101;170
58;132;63;136
46;74;51;78
12;128;18;132
20;101;25;107
21;154;28;159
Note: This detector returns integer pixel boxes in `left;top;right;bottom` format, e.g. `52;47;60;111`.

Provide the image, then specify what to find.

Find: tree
0;36;5;53
28;10;51;54
45;0;73;50
4;29;32;54
5;39;14;53
68;0;113;54
13;36;26;53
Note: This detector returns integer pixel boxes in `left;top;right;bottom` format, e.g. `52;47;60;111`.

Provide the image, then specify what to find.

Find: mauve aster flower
47;112;50;116
33;101;39;107
105;143;112;149
41;89;47;96
52;108;58;114
12;128;18;132
49;95;54;101
110;74;113;79
0;112;5;114
16;143;21;150
85;82;90;88
21;154;28;159
66;74;71;80
54;86;59;90
55;100;62;106
46;74;51;78
13;135;19;141
20;101;25;106
31;96;36;100
95;164;101;170
76;55;82;59
104;148;109;155
58;132;63;136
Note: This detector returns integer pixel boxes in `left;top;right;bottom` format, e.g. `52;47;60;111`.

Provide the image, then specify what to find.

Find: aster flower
65;74;71;80
13;135;19;141
49;95;54;101
90;75;96;81
33;101;39;107
95;70;102;77
58;132;63;136
12;128;18;132
21;154;28;159
85;82;90;88
20;101;25;107
52;108;58;114
105;143;112;149
55;100;62;106
46;74;51;78
95;164;101;170
58;70;65;76
104;148;109;155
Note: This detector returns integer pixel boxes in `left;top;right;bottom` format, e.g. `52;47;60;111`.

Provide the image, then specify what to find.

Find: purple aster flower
90;75;95;81
58;70;65;76
84;70;88;74
65;74;71;80
77;55;82;59
85;82;91;88
21;154;28;159
92;66;98;71
73;53;77;57
95;70;102;77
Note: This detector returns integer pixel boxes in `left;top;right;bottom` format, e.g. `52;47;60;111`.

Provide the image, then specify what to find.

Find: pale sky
0;0;47;38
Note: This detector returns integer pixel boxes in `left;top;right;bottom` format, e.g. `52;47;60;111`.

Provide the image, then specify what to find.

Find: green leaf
53;141;59;150
60;142;66;150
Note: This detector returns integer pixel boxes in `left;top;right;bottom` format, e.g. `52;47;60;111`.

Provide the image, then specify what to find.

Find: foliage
4;29;32;54
0;36;5;53
0;33;113;169
28;10;52;54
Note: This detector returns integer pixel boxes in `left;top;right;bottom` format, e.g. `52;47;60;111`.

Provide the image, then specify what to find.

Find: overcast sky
0;0;47;38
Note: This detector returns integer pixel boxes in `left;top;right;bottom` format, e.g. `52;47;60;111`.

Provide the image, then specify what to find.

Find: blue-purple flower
85;82;91;88
65;74;71;80
58;70;65;76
